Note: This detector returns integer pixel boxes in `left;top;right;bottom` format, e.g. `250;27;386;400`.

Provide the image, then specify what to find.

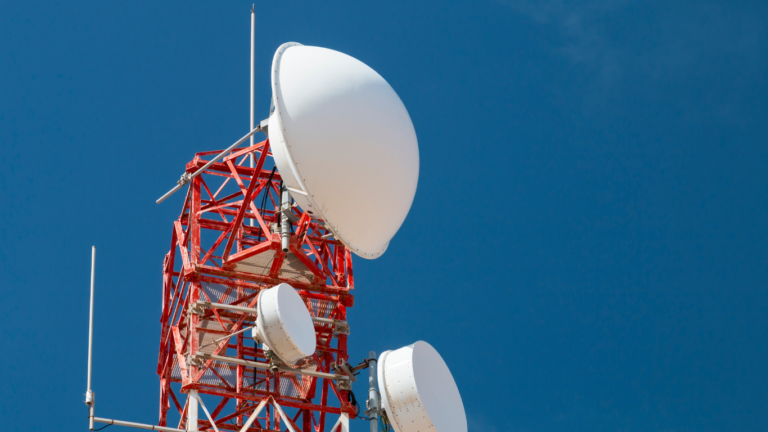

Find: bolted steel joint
188;354;204;369
177;172;193;186
264;348;281;372
337;379;352;391
335;321;351;335
189;303;205;316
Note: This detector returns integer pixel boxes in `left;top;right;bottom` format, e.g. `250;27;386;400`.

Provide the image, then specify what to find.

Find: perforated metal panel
279;253;315;284
234;249;276;275
309;298;335;319
201;281;257;305
170;356;316;399
233;250;315;284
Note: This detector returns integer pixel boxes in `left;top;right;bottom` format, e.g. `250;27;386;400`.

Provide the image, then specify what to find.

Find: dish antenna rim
269;41;390;259
254;283;317;365
377;341;467;432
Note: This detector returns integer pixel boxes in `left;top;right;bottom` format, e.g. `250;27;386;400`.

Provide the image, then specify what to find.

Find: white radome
268;42;419;259
252;283;316;366
378;341;467;432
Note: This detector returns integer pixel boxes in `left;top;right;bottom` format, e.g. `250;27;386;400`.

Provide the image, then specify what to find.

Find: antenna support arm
156;121;268;204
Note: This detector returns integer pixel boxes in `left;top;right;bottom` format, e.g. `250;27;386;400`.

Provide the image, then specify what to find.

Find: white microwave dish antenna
252;283;316;366
268;42;420;259
377;341;467;432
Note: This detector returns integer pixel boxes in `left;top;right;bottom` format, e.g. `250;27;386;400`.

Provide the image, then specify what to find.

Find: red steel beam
160;144;356;432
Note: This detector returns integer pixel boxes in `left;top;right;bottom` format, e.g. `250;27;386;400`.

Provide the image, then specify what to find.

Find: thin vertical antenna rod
249;5;256;226
366;351;380;432
86;246;96;430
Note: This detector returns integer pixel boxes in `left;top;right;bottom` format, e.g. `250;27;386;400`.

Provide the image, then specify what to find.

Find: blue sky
1;1;767;431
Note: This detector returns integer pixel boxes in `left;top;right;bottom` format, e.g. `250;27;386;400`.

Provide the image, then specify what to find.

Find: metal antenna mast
249;5;255;226
366;351;380;432
86;246;96;431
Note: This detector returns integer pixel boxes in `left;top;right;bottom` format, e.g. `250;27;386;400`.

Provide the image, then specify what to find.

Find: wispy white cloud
501;0;628;70
497;0;767;120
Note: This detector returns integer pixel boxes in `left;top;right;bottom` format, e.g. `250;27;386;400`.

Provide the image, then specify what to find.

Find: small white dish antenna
377;341;467;432
269;42;420;259
252;283;316;366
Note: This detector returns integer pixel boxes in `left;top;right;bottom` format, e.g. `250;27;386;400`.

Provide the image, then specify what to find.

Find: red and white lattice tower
84;16;464;432
157;139;358;432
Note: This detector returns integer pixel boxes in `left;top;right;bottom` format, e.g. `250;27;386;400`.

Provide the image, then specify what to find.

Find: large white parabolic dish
377;341;467;432
268;43;419;259
252;283;316;366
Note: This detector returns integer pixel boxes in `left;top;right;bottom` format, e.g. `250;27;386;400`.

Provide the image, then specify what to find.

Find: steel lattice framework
157;138;358;432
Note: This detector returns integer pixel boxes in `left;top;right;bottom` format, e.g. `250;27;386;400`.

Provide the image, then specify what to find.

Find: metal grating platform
233;250;315;284
201;281;258;305
171;356;315;399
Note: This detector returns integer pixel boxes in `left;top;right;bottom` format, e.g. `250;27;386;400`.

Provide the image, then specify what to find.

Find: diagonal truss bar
224;140;267;163
225;160;271;237
157;125;263;204
224;238;274;267
192;296;260;383
239;398;268;432
222;174;262;262
171;327;190;386
193;392;220;432
174;221;191;269
200;177;230;223
201;226;233;267
273;398;299;432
